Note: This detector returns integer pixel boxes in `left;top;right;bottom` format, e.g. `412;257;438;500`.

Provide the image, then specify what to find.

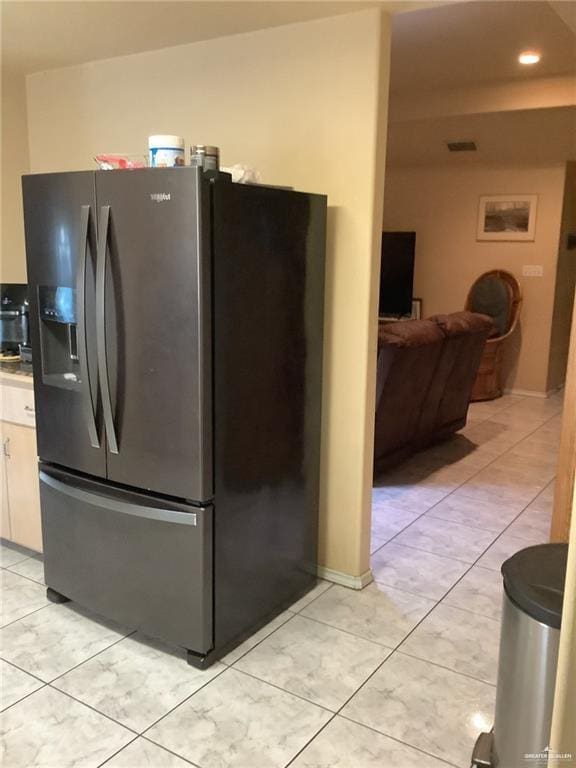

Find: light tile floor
0;392;562;767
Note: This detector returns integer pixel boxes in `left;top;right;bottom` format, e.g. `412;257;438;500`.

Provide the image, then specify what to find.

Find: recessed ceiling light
518;51;541;65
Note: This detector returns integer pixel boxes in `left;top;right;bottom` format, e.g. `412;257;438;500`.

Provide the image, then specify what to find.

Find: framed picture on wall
477;194;538;242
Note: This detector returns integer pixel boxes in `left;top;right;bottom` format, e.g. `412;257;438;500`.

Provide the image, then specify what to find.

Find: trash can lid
502;543;568;629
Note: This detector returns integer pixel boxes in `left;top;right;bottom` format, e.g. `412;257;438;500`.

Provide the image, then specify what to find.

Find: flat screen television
378;231;416;317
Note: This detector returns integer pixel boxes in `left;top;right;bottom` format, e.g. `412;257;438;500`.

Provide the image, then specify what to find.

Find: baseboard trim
504;387;559;399
316;566;374;590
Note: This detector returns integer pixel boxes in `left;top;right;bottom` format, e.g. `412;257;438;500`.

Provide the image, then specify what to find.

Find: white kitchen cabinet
1;374;42;553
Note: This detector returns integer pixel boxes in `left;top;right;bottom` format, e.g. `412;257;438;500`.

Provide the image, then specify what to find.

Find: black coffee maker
0;284;30;359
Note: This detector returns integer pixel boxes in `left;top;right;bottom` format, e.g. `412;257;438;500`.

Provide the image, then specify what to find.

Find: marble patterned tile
476;532;531;572
506;507;552;544
442;566;504;621
0;602;129;681
371;492;432;515
425;494;519;533
417;437;497;470
511;438;560;460
146;668;331;768
288;581;332;613
457;467;544;505
343;652;495;768
372;484;447;508
371;542;468;600
0;570;50;627
370;533;389;554
221;610;295;665
400;603;500;684
301;582;435;648
393;516;497;564
526;482;555;513
7;556;45;585
490;409;549;430
495;453;557;483
0;542;37;568
290;715;448;768
54;632;225;732
0;660;43;711
371;505;422;543
0;686;133;768
235;615;390;711
461;420;530;453
105;738;191;767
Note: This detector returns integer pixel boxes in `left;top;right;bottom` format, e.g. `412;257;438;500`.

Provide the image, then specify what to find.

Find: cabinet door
4;423;42;552
0;424;11;540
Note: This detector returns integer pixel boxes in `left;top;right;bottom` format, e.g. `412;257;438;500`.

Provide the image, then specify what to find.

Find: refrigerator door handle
76;205;100;449
96;205;119;454
39;471;199;525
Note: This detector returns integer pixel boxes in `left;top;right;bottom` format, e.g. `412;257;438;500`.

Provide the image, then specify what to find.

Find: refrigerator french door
23;172;105;477
23;169;215;654
23;168;213;502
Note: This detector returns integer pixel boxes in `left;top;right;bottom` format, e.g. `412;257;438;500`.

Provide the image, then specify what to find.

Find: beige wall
383;164;567;394
548;162;576;391
25;9;390;579
1;72;30;282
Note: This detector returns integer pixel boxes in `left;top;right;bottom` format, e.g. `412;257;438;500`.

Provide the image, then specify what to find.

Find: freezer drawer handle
39;471;198;525
76;205;100;449
96;205;119;454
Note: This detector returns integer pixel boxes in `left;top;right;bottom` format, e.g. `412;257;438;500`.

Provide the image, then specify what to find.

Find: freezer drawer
39;466;213;654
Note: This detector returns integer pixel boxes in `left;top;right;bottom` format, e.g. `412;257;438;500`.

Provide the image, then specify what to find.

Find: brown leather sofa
374;311;493;475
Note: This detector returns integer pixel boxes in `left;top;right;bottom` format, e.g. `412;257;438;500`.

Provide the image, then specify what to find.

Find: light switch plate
522;265;544;277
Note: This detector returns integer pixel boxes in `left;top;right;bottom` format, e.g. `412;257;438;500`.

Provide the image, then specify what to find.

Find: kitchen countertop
0;361;34;383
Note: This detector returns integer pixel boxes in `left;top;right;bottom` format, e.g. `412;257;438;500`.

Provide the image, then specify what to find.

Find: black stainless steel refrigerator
22;168;326;667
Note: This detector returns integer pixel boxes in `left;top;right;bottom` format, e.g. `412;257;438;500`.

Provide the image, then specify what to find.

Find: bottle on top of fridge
148;135;185;167
190;145;220;171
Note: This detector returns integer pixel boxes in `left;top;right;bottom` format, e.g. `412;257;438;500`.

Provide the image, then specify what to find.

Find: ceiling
0;1;360;75
387;106;576;166
390;1;576;94
1;0;440;76
387;1;576;167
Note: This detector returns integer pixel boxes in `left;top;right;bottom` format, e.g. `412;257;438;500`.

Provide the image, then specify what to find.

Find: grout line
45;684;140;734
95;735;141;768
0;656;48;686
285;611;397;651
4;567;45;588
0;656;48;714
373;539;479;566
140;736;203;767
283;714;337;767
218;611;298;667
292;582;335;615
0;681;48;714
0;602;54;630
140;665;229;738
336;713;463;768
47;629;137;686
440;597;501;623
230;666;337;714
395;649;497;688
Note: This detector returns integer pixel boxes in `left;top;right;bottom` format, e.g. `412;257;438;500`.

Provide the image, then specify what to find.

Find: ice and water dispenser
38;286;80;387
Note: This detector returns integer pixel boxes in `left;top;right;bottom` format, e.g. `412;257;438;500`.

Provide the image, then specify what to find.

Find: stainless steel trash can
472;543;568;768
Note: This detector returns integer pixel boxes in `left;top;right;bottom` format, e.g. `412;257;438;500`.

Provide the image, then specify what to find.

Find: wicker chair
465;270;522;401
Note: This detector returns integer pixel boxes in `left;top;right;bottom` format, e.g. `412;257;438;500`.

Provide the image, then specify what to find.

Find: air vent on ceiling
446;141;478;153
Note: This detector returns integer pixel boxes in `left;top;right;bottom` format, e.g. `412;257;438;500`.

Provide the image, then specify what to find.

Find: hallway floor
0;392;563;768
